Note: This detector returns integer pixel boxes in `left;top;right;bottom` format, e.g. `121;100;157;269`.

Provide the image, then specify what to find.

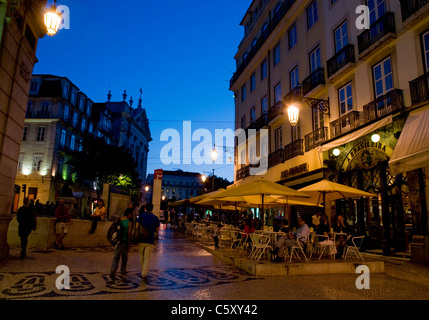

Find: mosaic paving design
0;265;259;299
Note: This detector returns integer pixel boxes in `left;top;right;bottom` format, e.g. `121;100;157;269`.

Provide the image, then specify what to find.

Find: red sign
154;169;163;180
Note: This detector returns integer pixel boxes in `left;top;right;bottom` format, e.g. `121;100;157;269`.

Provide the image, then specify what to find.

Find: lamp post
285;86;330;127
44;0;62;36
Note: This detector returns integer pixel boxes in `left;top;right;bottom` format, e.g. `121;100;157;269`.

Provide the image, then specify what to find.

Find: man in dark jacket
17;198;36;259
136;203;159;283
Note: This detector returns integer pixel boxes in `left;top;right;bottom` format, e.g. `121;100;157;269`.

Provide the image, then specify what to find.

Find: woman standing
89;199;106;234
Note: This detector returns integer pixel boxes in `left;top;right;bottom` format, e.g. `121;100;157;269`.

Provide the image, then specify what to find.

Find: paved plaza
1;227;429;302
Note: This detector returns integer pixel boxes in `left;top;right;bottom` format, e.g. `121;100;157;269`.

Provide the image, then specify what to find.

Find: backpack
107;218;122;247
130;216;149;244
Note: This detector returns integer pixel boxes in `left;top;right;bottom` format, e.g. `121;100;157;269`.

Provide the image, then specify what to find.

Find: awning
319;115;392;152
389;106;429;175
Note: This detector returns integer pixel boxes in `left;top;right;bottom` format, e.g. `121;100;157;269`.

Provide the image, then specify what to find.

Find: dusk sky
34;0;251;182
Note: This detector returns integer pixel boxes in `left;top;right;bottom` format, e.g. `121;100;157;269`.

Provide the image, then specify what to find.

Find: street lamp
44;0;62;36
211;145;218;162
201;175;207;183
285;87;330;127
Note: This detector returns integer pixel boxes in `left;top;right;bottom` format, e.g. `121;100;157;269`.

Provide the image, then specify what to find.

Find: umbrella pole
262;194;265;228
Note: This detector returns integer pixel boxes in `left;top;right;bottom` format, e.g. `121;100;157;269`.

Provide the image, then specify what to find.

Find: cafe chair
286;236;308;263
219;228;233;248
249;234;271;261
343;236;365;261
310;234;336;260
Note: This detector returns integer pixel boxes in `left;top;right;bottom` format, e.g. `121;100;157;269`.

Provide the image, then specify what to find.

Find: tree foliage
67;134;141;196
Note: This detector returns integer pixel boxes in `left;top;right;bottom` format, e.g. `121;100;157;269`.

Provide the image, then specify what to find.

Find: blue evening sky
34;0;250;182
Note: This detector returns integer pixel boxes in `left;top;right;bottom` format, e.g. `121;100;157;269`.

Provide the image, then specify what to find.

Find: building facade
94;90;152;185
0;0;48;261
230;0;429;258
145;170;205;203
15;74;113;215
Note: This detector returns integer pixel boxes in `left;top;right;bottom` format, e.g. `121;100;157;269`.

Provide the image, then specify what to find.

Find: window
22;126;28;141
310;46;321;73
373;56;393;98
274;83;282;104
288;24;297;49
86;102;92;117
261;60;267;80
79;98;84;112
250;73;256;92
32;155;43;172
81;118;86;132
250;107;256;124
292;123;301;142
274;127;282;150
261;96;268;115
72;112;78;127
41;102;49;116
307;1;318;29
368;0;386;25
18;154;24;171
71;90;77;105
70;135;76;151
334;21;349;53
241;84;246;102
36;127;46;142
423;31;429;72
30;81;38;92
60;129;66;147
63;84;69;99
241;115;247;129
63;105;69;121
290;67;299;90
339;82;353;115
88;123;93;134
313;109;324;132
273;43;281;66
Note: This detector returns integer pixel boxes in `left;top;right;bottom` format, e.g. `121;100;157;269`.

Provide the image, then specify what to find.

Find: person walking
110;208;133;280
135;203;159;283
17;198;36;259
54;198;70;250
89;199;106;234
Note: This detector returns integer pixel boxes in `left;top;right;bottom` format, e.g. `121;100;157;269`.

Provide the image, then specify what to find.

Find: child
213;224;222;249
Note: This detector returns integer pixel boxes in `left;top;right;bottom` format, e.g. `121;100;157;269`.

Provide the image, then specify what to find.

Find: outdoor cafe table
262;230;287;246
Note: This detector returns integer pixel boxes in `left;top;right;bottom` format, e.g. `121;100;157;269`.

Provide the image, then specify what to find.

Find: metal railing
284;139;304;161
268;148;285;168
410;72;429;106
362;89;404;122
400;0;429;21
302;68;325;96
357;12;396;54
327;44;355;78
330;111;362;139
305;127;328;152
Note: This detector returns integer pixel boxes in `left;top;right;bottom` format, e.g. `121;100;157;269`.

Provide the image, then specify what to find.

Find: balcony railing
363;89;404;122
236;166;250;181
305;127;328;152
358;12;396;55
410;72;429;105
330;111;362;139
268;101;284;123
285;139;304;161
327;44;355;78
400;0;429;21
268;148;285;168
247;113;268;131
302;68;325;96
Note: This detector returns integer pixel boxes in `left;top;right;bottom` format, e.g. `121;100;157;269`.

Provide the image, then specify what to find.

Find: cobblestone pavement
1;228;429;301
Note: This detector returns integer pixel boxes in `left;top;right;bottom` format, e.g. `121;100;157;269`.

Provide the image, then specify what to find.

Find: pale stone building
230;0;429;260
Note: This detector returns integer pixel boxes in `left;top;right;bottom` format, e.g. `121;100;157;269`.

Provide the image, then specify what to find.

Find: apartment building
14;75;113;212
230;0;429;257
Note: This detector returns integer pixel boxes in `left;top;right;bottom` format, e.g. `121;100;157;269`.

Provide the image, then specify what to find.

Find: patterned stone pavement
1;228;429;302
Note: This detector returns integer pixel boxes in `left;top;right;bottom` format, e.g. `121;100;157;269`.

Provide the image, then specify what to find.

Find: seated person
315;215;336;256
333;214;350;258
270;217;310;261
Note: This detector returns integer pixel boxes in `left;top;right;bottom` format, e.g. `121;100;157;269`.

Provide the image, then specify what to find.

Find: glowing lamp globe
44;7;61;36
287;105;300;127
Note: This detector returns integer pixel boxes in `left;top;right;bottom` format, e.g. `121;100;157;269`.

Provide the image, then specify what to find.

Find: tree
203;175;232;192
67;134;141;198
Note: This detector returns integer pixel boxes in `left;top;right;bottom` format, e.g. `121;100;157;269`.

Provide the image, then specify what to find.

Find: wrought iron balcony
285;139;304;161
362;89;404;122
400;0;429;21
327;44;355;78
330;111;362;139
236;166;250;181
247;113;268;131
268;101;284;123
268;148;285;168
302;68;325;96
305;127;328;152
410;72;429;106
357;12;396;55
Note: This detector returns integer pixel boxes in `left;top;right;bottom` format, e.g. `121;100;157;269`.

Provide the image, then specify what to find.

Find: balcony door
373;56;393;114
367;0;386;39
423;31;429;72
310;46;321;74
